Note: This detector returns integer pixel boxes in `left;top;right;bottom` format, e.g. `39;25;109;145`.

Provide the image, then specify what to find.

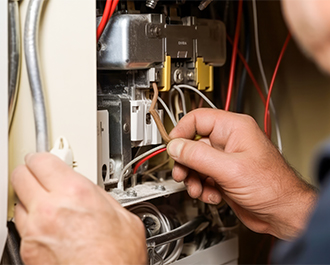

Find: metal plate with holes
109;179;186;207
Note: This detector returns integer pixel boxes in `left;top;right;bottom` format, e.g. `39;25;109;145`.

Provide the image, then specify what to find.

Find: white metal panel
173;236;239;265
8;0;97;218
0;0;8;255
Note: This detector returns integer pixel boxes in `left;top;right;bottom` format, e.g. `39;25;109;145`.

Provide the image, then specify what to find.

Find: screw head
123;123;130;133
126;189;137;197
187;71;194;80
154;185;166;191
173;69;184;83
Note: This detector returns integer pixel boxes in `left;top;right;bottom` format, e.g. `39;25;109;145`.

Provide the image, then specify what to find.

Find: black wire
236;0;251;113
2;222;23;265
146;216;209;248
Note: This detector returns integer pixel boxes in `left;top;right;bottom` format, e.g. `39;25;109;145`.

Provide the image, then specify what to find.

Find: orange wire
225;0;243;111
264;33;291;135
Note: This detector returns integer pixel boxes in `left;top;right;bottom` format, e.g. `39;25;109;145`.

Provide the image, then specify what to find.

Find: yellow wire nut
159;56;171;92
196;57;213;91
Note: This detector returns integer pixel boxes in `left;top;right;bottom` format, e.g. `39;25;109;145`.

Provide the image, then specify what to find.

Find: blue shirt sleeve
272;142;330;264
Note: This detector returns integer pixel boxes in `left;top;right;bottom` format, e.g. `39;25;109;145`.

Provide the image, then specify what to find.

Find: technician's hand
167;109;317;240
11;153;147;265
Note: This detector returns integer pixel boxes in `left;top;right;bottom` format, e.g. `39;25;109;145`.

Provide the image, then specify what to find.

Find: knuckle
67;181;92;198
241;114;257;128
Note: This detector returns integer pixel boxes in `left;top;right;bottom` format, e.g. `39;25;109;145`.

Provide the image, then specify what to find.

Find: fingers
11;165;48;211
172;162;189;182
198;178;222;205
24;153;83;192
183;173;222;205
169;109;235;147
14;203;28;235
167;138;235;186
184;172;203;198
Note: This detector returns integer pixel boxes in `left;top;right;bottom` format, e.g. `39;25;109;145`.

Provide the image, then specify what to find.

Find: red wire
109;0;119;20
133;148;167;174
225;0;243;111
264;33;291;135
227;35;272;138
227;35;265;105
97;0;113;42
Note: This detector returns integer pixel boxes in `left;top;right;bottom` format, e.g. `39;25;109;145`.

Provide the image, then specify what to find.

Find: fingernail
24;152;35;163
167;139;184;159
208;193;221;205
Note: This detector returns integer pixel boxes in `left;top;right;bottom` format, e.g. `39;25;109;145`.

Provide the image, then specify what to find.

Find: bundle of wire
128;202;183;265
224;0;243;111
264;33;291;137
97;0;119;42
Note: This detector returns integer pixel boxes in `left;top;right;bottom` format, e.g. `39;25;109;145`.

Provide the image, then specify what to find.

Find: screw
123;123;130;133
146;0;159;9
173;69;184;83
154;185;166;191
187;71;194;81
126;189;137;197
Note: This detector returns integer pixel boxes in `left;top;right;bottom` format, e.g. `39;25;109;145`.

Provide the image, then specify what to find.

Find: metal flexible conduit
8;0;21;131
146;216;209;248
24;0;49;152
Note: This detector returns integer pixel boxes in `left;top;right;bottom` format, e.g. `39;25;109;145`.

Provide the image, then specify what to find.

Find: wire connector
50;137;74;168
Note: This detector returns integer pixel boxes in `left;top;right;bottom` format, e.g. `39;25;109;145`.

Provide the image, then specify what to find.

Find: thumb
167;138;234;185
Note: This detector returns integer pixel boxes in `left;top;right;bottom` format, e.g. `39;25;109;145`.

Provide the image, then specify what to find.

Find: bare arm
167;109;317;240
12;153;147;265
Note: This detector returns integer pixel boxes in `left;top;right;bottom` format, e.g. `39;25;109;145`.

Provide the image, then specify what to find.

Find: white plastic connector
50;137;74;167
130;100;144;142
97;110;110;187
130;99;162;146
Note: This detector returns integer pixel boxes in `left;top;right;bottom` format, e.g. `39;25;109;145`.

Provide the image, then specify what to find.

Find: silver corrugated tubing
24;0;49;152
8;0;21;132
146;216;209;248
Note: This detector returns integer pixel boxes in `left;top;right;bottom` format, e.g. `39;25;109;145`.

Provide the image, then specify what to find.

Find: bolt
123;123;130;133
154;185;166;191
146;0;159;9
173;69;184;83
187;71;194;81
126;189;137;197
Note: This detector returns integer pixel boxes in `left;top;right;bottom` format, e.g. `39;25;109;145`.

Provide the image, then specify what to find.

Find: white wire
169;89;176;119
175;85;217;109
169;86;187;116
117;144;166;190
158;96;177;126
252;0;283;153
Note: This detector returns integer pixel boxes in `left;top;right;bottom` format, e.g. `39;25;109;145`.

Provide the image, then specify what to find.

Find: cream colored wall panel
0;0;8;254
9;0;97;218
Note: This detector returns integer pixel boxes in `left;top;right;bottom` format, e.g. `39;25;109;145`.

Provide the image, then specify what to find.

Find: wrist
269;178;318;240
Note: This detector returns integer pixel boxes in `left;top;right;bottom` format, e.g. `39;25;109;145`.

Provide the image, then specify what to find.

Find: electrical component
97;14;226;92
50;137;74;168
97;110;111;185
130;99;163;146
96;5;238;264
